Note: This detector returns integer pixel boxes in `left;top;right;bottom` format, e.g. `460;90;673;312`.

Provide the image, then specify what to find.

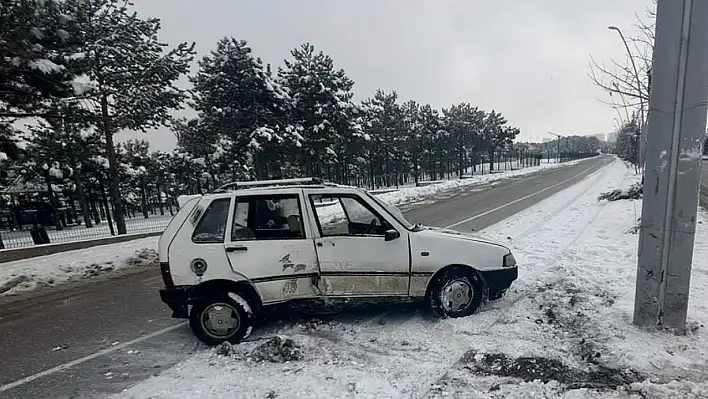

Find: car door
223;192;320;304
307;191;410;297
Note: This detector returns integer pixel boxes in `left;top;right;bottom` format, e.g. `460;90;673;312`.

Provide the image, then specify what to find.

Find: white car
158;178;518;345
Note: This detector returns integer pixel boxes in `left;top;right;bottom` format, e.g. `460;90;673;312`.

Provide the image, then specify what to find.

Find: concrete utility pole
634;0;708;334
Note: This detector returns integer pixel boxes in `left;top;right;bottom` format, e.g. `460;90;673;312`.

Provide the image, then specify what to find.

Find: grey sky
119;0;653;152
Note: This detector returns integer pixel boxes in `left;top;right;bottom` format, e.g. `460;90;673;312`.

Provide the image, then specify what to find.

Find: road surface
0;155;614;399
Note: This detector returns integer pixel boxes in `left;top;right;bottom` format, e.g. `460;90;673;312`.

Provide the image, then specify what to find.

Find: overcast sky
119;0;653;152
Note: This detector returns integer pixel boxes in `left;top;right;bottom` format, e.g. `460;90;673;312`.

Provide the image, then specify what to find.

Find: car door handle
226;245;248;252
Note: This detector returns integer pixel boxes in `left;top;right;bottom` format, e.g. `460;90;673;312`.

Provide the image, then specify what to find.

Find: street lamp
549;132;562;163
608;25;646;171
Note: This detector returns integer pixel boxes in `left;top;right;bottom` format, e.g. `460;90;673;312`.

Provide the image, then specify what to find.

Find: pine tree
59;0;195;234
0;0;83;162
481;110;508;171
188;38;295;180
279;43;356;178
121;139;151;218
362;90;401;187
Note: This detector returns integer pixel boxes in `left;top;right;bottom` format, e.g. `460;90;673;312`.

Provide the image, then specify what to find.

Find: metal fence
0;154;595;250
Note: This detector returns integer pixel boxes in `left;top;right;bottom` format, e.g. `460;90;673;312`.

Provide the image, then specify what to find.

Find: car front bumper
480;266;518;300
159;286;192;319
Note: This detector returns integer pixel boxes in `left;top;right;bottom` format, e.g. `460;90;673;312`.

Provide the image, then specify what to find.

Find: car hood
417;225;509;250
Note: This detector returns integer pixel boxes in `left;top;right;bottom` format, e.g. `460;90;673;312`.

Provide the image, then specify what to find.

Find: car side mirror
384;229;400;242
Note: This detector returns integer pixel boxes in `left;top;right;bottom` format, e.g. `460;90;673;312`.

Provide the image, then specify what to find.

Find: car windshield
365;191;417;230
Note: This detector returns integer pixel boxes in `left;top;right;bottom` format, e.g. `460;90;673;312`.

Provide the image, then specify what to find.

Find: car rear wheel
429;268;483;318
189;293;253;345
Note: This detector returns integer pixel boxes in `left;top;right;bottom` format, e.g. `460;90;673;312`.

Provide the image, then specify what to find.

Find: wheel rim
440;279;473;313
200;302;240;339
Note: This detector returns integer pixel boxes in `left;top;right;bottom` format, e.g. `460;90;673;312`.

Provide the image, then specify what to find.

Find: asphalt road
0;155;614;399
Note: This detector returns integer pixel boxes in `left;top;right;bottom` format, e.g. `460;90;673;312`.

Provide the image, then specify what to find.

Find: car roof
198;179;365;200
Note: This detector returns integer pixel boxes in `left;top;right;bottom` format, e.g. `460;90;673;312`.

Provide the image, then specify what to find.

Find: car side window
230;195;305;241
191;198;231;244
311;194;391;237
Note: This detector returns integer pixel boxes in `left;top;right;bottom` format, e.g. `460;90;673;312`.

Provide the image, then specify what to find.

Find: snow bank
0;237;158;296
113;159;708;398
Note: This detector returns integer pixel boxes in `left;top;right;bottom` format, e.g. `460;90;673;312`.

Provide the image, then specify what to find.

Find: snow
49;165;63;179
0;237;158;296
112;158;708;398
91;155;110;169
228;292;253;316
70;73;94;95
28;59;65;74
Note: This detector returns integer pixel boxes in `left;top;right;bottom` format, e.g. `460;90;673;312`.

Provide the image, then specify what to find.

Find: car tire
189;293;253;346
429;268;483;318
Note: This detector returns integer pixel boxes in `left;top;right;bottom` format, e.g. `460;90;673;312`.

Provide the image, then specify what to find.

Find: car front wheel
429;268;483;318
189;293;253;346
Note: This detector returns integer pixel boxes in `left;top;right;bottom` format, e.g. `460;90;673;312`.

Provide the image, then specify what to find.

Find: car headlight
503;253;516;267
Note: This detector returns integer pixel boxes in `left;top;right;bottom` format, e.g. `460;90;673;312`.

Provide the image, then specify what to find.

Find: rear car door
224;192;320;304
167;195;233;286
306;191;410;297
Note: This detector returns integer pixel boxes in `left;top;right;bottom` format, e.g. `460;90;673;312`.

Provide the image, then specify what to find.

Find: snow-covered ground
112;159;708;398
0;158;589;296
0;237;158;296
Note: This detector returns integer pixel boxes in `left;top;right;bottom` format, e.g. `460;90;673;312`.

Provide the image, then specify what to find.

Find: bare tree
589;1;656;121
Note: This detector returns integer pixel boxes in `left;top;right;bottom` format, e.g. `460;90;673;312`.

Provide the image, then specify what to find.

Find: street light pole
609;25;647;173
634;0;708;334
549;132;562;163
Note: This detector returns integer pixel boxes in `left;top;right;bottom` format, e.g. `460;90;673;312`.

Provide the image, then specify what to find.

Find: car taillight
160;262;175;287
503;253;516;268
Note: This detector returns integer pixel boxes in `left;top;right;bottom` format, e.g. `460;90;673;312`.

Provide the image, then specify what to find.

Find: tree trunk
98;177;115;236
141;177;149;219
101;94;126;234
44;170;63;231
72;162;93;228
488;149;495;172
157;182;165;216
412;148;419;185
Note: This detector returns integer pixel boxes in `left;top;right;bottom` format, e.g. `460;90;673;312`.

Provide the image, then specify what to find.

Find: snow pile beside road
0;237;158;296
436;163;708;397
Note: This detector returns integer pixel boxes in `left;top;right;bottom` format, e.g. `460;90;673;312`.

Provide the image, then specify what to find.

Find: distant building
542;137;554;143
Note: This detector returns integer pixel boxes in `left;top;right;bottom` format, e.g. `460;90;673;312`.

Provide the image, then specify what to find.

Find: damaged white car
158;178;518;345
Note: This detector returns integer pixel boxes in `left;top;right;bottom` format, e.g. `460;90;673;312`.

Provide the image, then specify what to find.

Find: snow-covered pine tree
20;103;101;229
121;139;152;219
481;110;508;171
0;0;83;162
279;43;357;179
187;38;297;181
442;103;485;177
418;104;444;180
401;100;422;184
148;151;172;216
59;0;195;234
361;90;401;187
